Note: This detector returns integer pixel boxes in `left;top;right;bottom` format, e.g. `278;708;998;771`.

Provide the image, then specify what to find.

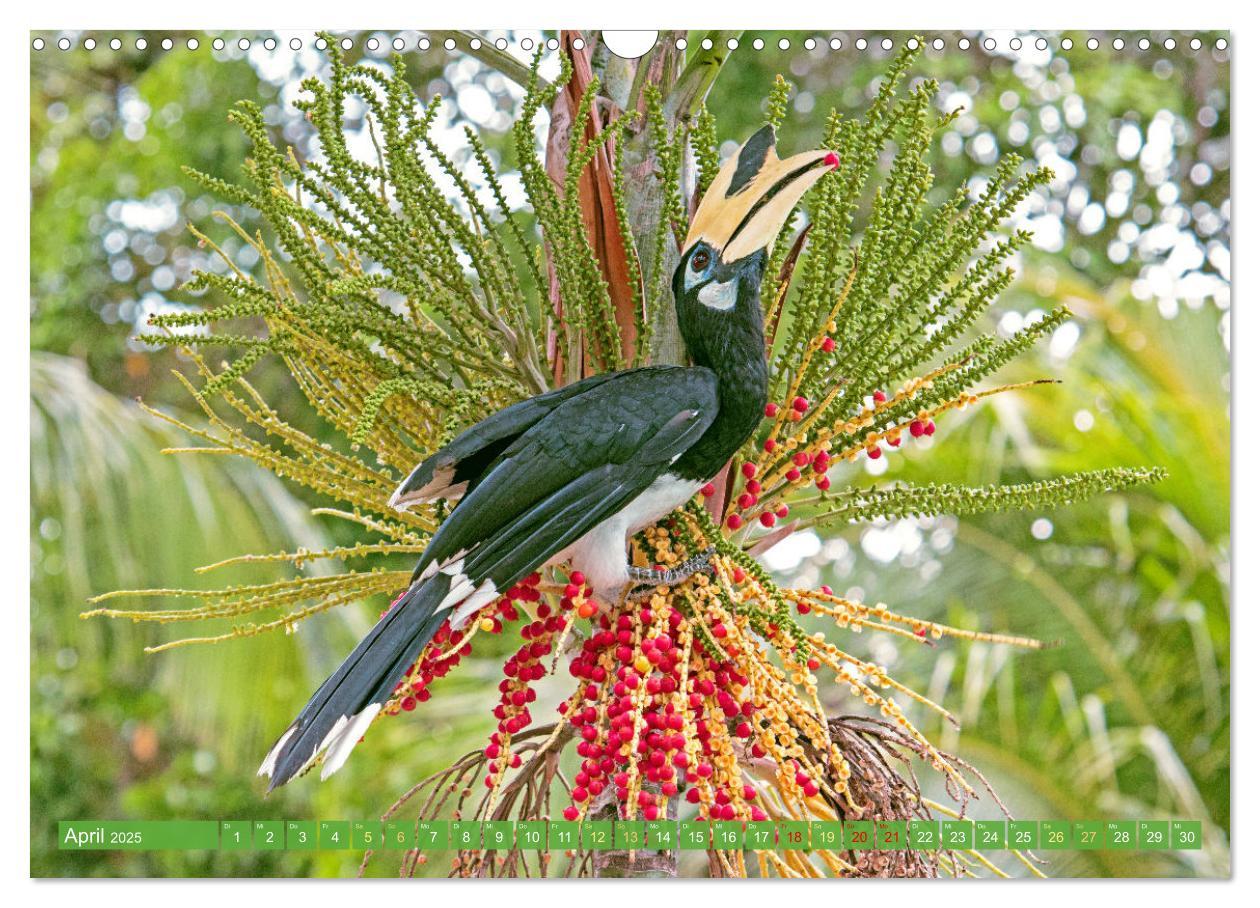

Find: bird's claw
626;547;717;601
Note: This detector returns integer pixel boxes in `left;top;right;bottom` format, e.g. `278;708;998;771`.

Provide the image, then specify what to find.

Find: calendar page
28;27;1230;882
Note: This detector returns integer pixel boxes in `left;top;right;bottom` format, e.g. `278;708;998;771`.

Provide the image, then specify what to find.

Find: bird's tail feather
258;575;451;790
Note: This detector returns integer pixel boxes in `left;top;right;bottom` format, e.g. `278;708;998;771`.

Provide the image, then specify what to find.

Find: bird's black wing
412;365;718;580
259;366;718;789
389;371;622;508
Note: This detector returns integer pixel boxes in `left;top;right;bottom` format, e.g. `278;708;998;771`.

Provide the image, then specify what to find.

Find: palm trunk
540;29;735;878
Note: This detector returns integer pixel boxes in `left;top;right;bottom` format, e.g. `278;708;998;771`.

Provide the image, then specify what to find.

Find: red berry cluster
482;572;563;789
387;587;474;712
909;417;937;438
863;390;938;459
786;447;832;491
558;602;771;823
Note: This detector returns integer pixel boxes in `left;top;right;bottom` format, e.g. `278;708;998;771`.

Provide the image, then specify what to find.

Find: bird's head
673;125;838;369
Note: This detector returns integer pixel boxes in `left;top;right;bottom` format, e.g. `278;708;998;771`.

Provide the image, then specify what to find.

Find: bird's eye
691;248;711;272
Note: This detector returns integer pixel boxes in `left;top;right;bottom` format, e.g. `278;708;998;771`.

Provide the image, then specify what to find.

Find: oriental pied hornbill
259;126;838;789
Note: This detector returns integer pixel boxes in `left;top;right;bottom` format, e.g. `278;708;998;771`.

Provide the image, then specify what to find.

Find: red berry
909;419;925;438
925;421;936;436
759;512;775;528
867;446;881;460
563;806;579;821
745;480;761;495
873;389;887;403
738;492;756;509
821;336;835;352
792;396;809;413
726;514;743;530
775;504;789;519
786;468;801;482
816;476;831;491
569;571;586;586
763;439;777;453
700;482;716;497
741;462;756;479
764;402;779;418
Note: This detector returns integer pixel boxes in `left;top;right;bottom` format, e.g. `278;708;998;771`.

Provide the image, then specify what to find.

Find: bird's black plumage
258;128;837;790
411;366;719;578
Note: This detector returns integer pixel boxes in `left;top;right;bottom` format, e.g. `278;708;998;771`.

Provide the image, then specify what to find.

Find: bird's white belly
549;474;702;602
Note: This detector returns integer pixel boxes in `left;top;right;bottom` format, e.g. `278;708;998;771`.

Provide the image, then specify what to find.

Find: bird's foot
627;547;717;601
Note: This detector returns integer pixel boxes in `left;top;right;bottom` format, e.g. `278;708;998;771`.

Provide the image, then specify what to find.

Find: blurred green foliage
30;30;1228;877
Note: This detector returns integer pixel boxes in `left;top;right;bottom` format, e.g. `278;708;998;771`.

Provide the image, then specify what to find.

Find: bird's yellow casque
684;124;839;264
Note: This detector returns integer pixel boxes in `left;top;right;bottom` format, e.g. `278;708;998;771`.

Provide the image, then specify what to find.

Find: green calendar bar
975;821;1006;850
908;820;939;851
778;820;809;850
220;820;250;851
711;821;742;850
644;820;675;849
1073;821;1104;850
1106;820;1137;850
940;820;971;850
319;820;350;850
517;821;547;851
286;820;316;850
450;820;481;849
417;820;449;849
1172;820;1202;850
383;820;415;849
681;820;710;850
484;821;514;850
876;820;907;850
845;820;874;850
811;821;844;851
1040;820;1071;851
1008;820;1037;850
613;821;644;850
352;821;381;850
582;820;613;851
58;821;219;851
744;821;776;850
56;817;1208;851
253;820;284;851
548;820;579;849
1139;820;1170;851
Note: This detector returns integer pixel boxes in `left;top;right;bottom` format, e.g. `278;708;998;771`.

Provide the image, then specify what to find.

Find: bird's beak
685;124;840;265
